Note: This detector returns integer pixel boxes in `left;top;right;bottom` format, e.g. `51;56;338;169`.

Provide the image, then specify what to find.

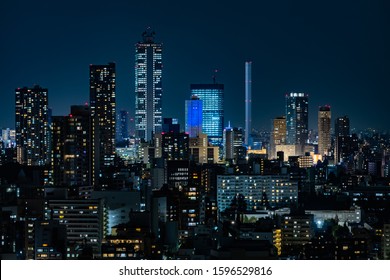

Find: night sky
1;0;389;131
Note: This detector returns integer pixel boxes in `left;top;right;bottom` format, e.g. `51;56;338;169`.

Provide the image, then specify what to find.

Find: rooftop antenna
212;68;219;84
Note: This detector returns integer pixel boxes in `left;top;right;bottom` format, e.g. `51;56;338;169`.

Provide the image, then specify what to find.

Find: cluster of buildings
1;29;390;260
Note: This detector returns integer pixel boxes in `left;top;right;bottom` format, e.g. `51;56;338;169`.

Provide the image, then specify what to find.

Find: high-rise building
51;105;93;187
90;62;116;180
271;116;286;159
15;85;50;166
245;61;252;146
116;110;130;142
335;116;351;164
223;126;244;162
190;83;224;146
185;95;203;138
318;105;331;156
335;116;350;138
135;28;163;142
285;92;309;146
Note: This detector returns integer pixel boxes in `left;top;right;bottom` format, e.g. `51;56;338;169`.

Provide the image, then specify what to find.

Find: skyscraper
190;83;224;146
135;28;163;142
335;116;351;164
90;62;116;180
286;92;309;146
335;116;350;138
185;95;203;138
271;116;286;159
245;61;252;146
318;106;331;156
15;85;50;166
51;105;93;186
223;126;244;162
117;110;130;142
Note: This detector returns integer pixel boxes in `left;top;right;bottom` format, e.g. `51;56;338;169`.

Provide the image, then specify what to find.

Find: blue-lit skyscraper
285;92;309;146
185;95;203;138
190;84;224;146
135;28;163;142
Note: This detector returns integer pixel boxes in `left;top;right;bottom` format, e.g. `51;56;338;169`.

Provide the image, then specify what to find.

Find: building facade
271;116;286;159
285;92;309;147
15;86;50;166
135;28;163;142
185;95;203;138
217;175;298;212
190;84;224;146
318;105;331;156
89;63;116;180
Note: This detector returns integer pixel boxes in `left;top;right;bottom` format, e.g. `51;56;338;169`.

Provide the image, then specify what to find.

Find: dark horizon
1;0;389;132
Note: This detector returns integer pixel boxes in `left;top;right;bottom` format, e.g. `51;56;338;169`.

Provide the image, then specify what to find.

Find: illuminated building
305;207;362;226
90;63;116;182
271;116;286;159
190;83;224;146
285;92;308;147
34;220;66;260
245;61;252;146
298;153;314;168
223;126;245;162
15;85;50;166
335;116;350;163
189;133;219;164
47;199;106;259
162;132;189;161
335;116;350;137
318;105;331;156
282;214;315;256
217;175;298;212
1;128;16;148
273;229;282;256
384;224;390;260
51;105;93;186
135;28;163;141
117;110;130;142
185;95;203;138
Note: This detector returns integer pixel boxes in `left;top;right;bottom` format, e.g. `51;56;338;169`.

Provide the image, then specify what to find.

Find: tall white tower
245;61;252;146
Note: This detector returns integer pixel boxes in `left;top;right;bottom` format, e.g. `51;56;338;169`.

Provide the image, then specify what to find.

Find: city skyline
1;0;389;132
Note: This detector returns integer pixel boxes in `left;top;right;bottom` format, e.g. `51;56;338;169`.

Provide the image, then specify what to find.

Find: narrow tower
245;61;252;146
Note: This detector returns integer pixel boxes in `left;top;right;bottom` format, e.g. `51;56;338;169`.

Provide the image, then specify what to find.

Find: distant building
185;95;203;138
116;110;130;142
318;105;331;156
334;116;351;164
271;116;286;159
298;153;313;168
135;28;163;142
190;83;224;146
217;175;298;212
285;92;309;147
90;62;116;179
15;86;50;166
245;61;252;146
189;133;218;164
51;105;93;186
223;126;245;162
